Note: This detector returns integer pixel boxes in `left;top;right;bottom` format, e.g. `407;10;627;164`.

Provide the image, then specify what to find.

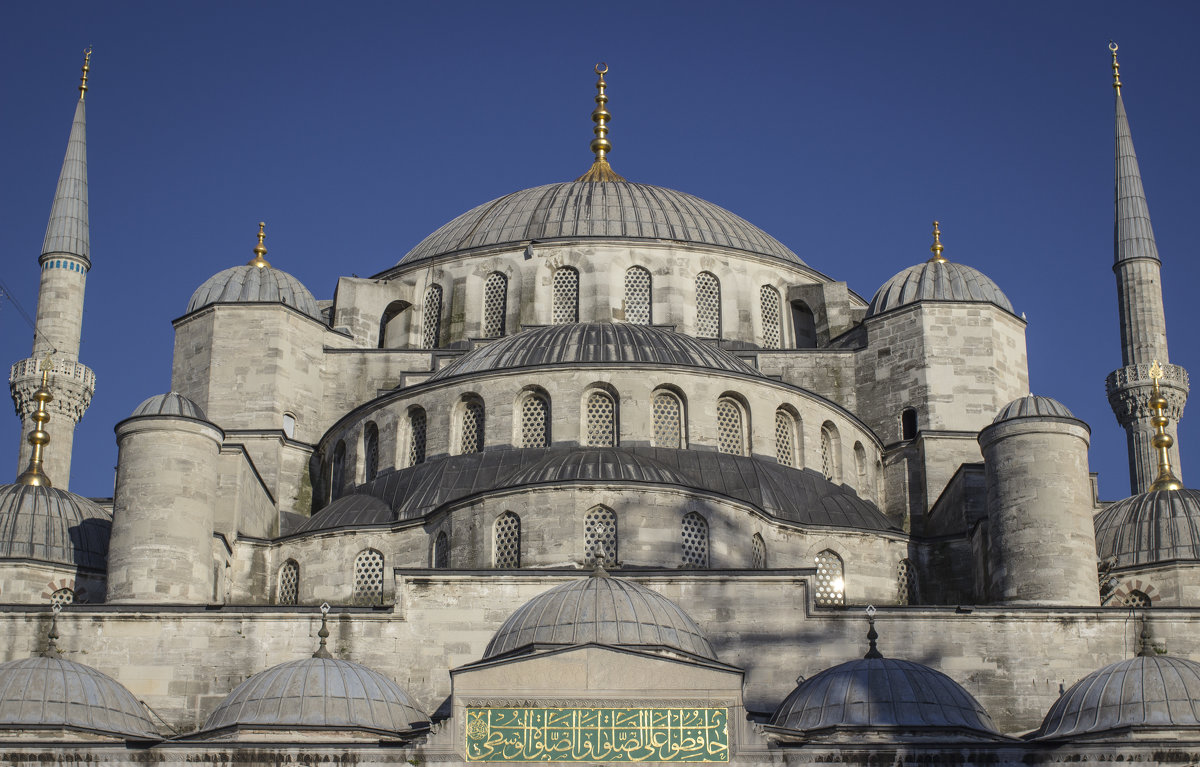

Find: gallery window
421;284;443;349
696;272;721;337
682;512;709;569
352;549;385;606
552;267;579;324
624;266;651;325
495;512;521;568
483;272;508;337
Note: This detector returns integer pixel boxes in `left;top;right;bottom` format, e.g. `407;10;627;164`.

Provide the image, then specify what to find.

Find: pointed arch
277;559;299;605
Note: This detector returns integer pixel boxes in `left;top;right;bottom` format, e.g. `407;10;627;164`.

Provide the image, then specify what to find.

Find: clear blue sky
3;2;1198;500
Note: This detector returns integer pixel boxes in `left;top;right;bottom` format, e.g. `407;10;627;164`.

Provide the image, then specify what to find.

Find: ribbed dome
428;323;762;382
0;656;159;740
397;182;804;267
203;657;428;735
1095;488;1200;568
500;448;692;488
866;260;1013;318
993;395;1076;423
484;572;715;660
131;391;207;420
1036;655;1200;739
187;264;322;320
770;657;998;738
0;484;110;569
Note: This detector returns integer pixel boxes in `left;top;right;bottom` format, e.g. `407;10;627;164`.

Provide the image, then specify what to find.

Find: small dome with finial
130;391;208;420
992;395;1077;424
187;222;322;320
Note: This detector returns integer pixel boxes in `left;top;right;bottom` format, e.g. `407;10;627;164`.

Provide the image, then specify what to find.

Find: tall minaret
1104;42;1189;494
8;50;97;489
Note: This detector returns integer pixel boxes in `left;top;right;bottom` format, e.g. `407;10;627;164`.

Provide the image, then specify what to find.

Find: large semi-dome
397;182;804;267
867;260;1014;318
187;264;322;321
428;322;762;382
0;484;111;569
1094;488;1200;568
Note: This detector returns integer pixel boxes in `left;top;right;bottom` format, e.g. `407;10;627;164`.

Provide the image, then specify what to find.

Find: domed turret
993;394;1076;422
131;391;207;420
186;223;321;320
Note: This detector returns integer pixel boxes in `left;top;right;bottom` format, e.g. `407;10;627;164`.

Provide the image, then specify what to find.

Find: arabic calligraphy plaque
465;707;729;762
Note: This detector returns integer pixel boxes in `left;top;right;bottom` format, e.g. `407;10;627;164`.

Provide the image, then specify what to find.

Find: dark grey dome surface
203;657;428;735
484;572;715;660
0;656;159;739
1036;655;1200;739
131;391;207;420
428;323;763;382
0;484;111;569
397;182;804;267
993;395;1076;423
1095;488;1200;568
770;657;998;738
187;264;322;320
867;260;1014;318
500;448;693;488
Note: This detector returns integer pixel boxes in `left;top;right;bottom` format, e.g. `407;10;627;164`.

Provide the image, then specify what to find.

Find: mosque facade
4;49;1200;764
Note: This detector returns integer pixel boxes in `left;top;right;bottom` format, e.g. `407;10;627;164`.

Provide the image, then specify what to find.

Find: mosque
3;45;1200;764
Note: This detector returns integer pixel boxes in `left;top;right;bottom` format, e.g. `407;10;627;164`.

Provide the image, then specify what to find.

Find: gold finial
1147;360;1183;491
576;62;626;183
928;221;947;263
313;602;333;659
16;360;54;487
79;47;92;100
247;222;271;268
1109;41;1121;93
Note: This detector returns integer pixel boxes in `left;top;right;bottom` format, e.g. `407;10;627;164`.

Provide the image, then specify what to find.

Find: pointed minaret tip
576;62;626;183
928;221;947;263
78;47;92;100
247;222;271;268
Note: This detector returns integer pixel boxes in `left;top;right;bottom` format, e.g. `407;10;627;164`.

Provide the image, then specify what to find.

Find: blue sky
3;2;1198;500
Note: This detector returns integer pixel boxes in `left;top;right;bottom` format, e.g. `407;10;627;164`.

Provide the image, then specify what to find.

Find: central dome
397;182;804;267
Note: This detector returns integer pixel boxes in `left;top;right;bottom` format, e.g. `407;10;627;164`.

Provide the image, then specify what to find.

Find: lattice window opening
364;424;379;482
408;409;427;466
495;513;521;568
624;267;652;325
696;272;721;337
775;409;797;467
277;560;299;605
752;534;767;569
584;508;619;566
820;427;837;482
50;588;75;609
681;512;709;569
814;550;845;606
716;399;745;456
652;392;683;449
519;394;550;448
433;532;450;569
552;268;579;324
1125;590;1152;608
760;285;782;349
422;285;443;349
897;559;917;606
461;401;485;454
585;392;617;447
483;273;508;337
352;549;386;606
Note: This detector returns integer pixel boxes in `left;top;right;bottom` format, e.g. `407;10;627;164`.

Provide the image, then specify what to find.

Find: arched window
814;549;845;606
752;534;767;569
775;408;799;467
652;390;684;449
716;398;746;456
584;507;618;566
364;423;379;482
331;440;347;500
407;407;427;467
282;412;297;439
422;284;443;349
901;408;918;441
791;300;816;349
494;512;521;568
820;424;838;482
461;399;485;454
897;559;917;605
352;549;385;606
624;266;652;325
760;285;781;349
585;391;617;447
1125;589;1152;608
875;459;885;506
49;587;75;609
682;512;709;569
696;272;721;337
518;392;550;448
379;300;410;349
277;559;299;605
483;272;508;337
432;531;450;569
853;442;867;496
552;267;579;324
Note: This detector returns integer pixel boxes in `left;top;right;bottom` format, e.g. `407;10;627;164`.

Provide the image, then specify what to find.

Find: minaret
9;50;97;489
1104;42;1188;494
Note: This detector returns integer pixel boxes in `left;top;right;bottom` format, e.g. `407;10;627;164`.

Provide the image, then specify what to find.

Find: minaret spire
576;63;626;183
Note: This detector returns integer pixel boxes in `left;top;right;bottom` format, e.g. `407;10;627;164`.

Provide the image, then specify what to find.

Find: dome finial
864;605;883;659
313;602;333;659
928;221;947;263
16;359;54;487
78;47;92;100
576;63;626;183
248;221;271;268
1147;360;1183;491
1109;41;1122;93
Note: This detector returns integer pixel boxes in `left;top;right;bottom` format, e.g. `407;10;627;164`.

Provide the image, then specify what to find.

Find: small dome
1095;488;1200;568
770;657;998;738
186;264;322;321
0;656;159;740
866;260;1014;318
484;572;715;660
992;395;1076;423
1036;655;1200;739
0;484;110;569
203;657;428;735
131;391;207;420
429;323;762;382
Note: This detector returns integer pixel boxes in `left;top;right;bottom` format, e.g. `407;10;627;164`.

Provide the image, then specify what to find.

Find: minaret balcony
1107;362;1189;424
9;357;95;421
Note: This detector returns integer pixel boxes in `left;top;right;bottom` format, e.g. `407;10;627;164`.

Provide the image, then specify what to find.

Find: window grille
433;531;450;569
483;272;508;337
652;392;683;449
584;507;618;565
408;408;427;466
624;267;652;325
50;588;74;609
760;285;781;348
552;268;579;324
820;427;836;482
495;512;521;568
585;391;616;447
520;394;550;448
752;534;767;569
897;559;917;605
681;512;709;568
716;399;744;455
364;423;379;482
815;549;845;606
775;409;797;467
422;284;442;349
331;441;347;500
277;560;299;605
696;272;721;337
352;549;385;606
461;401;485;454
1125;589;1152;608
